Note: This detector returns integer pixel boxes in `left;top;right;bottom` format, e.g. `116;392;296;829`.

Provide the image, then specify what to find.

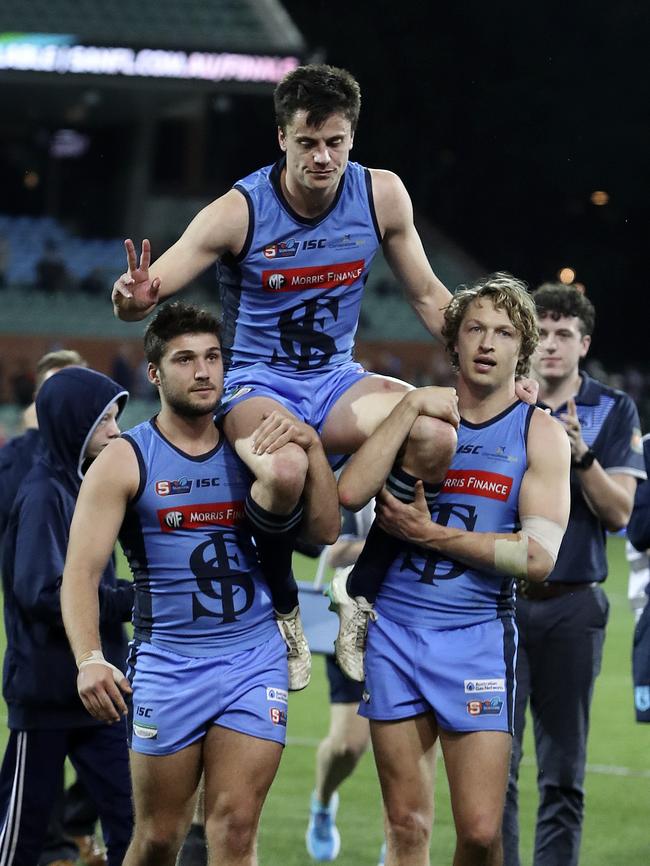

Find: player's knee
457;815;501;852
385;802;431;849
404;415;457;479
259;443;309;497
207;807;257;858
133;824;186;863
329;734;368;765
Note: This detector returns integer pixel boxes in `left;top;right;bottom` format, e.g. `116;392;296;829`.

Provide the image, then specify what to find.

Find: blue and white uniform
218;158;382;430
121;420;289;754
361;401;536;733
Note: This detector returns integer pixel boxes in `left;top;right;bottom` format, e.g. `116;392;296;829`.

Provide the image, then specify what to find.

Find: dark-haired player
111;65;540;689
62;302;339;866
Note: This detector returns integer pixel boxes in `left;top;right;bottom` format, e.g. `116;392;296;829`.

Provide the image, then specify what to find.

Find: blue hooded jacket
2;367;134;730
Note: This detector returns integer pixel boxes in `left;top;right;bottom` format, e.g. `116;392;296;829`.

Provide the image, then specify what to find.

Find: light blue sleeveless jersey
218;159;382;372
120;420;276;656
377;401;536;629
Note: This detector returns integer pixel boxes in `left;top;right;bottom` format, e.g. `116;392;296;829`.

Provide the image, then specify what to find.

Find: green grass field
2;536;648;864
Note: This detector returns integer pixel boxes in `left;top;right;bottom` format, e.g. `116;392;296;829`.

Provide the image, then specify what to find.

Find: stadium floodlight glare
0;33;299;84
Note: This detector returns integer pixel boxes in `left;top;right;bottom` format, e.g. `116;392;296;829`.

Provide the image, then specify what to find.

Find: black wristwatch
573;448;596;470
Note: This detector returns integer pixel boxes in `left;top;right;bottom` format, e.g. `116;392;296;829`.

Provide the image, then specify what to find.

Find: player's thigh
222;396;306;476
129;741;203;835
328;703;370;756
370;714;438;821
203;725;282;822
439;729;511;835
320;373;412;454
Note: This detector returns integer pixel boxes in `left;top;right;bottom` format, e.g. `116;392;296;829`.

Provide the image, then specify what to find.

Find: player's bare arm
250;411;340;545
338;386;459;511
377;408;570;582
61;438;139;722
371;169;539;404
112;188;249;321
560;396;636;531
370;169;451;340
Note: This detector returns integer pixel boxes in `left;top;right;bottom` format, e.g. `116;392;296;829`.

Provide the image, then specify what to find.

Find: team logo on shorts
155;478;192;496
467;698;504;717
266;687;288;704
270;707;287;726
464;679;505;693
133;722;158;739
362;690;371;703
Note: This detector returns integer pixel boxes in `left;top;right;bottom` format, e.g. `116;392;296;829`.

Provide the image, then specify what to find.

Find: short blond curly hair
442;272;539;378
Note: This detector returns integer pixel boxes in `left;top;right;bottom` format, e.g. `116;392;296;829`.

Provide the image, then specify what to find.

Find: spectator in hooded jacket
0;367;134;866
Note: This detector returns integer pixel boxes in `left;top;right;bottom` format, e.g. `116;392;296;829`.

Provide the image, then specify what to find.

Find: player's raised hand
252;410;319;455
405;386;460;428
111;238;161;321
560;397;587;461
515;376;539;404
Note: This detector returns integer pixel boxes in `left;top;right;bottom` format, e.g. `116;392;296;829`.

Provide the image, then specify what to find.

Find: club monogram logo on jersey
401;503;478;584
189;529;255;624
270;296;340;370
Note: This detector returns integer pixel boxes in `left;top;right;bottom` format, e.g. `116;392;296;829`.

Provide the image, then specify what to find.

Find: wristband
573;448;596;470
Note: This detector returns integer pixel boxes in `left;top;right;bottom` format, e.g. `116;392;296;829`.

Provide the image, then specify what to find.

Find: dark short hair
35;349;87;388
532;283;595;336
442;272;539;378
144;302;221;365
274;63;361;132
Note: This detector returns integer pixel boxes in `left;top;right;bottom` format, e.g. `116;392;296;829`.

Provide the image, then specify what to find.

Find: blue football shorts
126;632;289;755
359;614;517;734
326;654;365;704
219;360;370;434
633;600;650;723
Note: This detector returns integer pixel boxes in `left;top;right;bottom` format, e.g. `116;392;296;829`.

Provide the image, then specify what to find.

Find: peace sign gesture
111;238;161;321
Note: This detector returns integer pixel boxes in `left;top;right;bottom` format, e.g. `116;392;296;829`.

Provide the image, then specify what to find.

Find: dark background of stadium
2;1;648;363
281;0;650;364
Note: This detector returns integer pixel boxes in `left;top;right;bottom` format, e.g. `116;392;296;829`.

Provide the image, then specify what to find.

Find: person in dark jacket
0;350;105;866
0;367;135;866
0;350;86;539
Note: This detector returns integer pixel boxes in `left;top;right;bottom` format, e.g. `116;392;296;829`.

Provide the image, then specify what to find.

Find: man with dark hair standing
502;283;646;866
62;302;339;866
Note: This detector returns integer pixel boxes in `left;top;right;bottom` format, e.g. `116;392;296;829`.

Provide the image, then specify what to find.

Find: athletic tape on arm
520;515;564;565
77;649;126;684
494;515;565;578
